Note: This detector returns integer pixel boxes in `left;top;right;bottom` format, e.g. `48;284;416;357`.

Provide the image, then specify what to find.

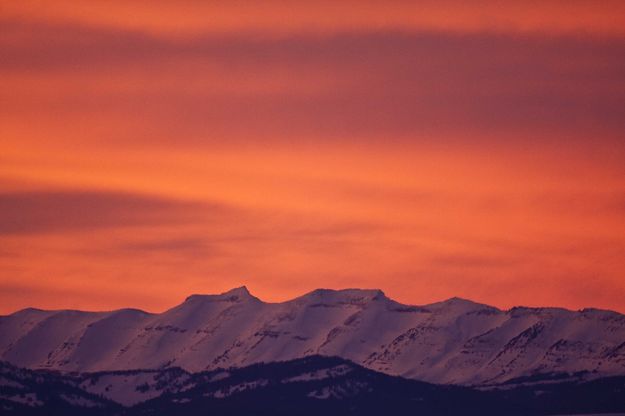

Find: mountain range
1;286;624;386
2;287;625;414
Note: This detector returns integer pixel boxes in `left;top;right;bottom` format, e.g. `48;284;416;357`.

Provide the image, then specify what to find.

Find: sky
1;1;625;314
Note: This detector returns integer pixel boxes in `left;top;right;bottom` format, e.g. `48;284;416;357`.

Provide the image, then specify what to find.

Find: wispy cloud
4;1;625;37
2;21;625;144
0;190;221;234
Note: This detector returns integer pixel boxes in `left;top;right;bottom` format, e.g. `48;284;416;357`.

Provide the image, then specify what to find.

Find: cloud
119;237;210;252
2;21;625;145
110;237;222;261
1;7;624;314
3;1;625;37
0;190;223;235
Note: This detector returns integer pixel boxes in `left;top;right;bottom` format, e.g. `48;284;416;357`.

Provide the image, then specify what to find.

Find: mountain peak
443;296;477;304
223;286;252;297
296;288;388;305
184;286;256;303
429;296;500;313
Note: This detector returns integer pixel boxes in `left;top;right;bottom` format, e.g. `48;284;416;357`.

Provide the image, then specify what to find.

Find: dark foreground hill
2;356;625;415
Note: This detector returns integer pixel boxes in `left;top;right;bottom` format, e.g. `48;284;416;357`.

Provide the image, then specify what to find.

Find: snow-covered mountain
1;287;624;385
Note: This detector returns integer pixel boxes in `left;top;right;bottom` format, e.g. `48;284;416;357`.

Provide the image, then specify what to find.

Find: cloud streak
0;190;219;235
4;1;625;37
2;22;624;146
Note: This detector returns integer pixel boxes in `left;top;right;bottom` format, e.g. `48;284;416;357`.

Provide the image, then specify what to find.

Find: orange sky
1;1;625;313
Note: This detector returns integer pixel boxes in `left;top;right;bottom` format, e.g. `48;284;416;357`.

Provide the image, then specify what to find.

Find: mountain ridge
8;287;622;316
1;287;624;385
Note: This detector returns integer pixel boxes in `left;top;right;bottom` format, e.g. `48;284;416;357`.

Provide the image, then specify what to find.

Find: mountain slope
1;287;624;385
2;357;625;415
0;361;121;415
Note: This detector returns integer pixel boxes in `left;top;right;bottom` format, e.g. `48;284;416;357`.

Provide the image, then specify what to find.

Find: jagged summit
182;286;390;307
183;286;257;303
295;287;388;305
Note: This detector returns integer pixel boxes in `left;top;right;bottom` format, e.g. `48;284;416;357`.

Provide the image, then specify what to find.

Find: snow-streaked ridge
1;287;624;385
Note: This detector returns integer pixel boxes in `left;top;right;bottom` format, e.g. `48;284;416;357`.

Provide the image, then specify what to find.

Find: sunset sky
1;1;625;314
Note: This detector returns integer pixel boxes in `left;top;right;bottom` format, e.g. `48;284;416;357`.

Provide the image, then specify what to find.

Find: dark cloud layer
2;20;625;144
0;190;218;234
